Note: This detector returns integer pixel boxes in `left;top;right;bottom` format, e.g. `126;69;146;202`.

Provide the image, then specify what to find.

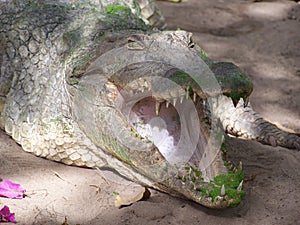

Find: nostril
188;41;195;48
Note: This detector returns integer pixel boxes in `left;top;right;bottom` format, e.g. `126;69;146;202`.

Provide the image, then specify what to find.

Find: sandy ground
1;0;300;224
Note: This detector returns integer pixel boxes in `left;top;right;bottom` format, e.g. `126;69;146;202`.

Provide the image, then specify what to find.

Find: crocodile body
0;0;299;208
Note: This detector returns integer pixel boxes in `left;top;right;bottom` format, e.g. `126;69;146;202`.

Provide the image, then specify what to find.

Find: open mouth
111;62;227;180
111;74;244;208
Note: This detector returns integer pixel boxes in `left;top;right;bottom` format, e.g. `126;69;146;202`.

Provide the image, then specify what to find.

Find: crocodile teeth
243;96;249;107
155;101;161;115
180;96;184;104
238;161;243;171
207;197;212;203
193;93;197;102
173;98;177;106
237;180;243;192
215;196;224;202
166;101;170;108
228;161;234;170
220;184;226;196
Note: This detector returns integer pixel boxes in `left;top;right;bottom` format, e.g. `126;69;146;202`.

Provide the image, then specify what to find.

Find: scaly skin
0;0;299;208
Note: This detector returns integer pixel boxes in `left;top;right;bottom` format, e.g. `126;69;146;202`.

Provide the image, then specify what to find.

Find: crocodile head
72;31;251;208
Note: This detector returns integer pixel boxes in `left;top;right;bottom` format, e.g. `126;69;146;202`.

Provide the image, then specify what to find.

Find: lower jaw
115;94;245;208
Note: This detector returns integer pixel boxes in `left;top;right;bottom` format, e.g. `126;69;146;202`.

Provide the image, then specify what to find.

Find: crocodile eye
127;35;146;50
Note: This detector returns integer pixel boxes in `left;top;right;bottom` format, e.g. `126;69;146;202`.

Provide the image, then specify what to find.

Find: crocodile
0;0;299;208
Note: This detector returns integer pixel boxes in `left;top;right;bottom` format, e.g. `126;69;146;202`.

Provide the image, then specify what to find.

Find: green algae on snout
211;168;244;205
178;166;204;183
180;143;245;207
210;62;253;104
196;165;244;207
104;5;131;14
102;5;149;31
169;71;192;85
167;61;253;103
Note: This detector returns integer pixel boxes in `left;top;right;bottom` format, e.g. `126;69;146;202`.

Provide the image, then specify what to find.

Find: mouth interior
129;97;181;159
127;96;210;170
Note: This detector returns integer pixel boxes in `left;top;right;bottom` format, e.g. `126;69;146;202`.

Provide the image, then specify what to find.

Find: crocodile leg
213;95;300;150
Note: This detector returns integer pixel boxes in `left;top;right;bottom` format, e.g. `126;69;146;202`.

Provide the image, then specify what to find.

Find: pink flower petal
0;205;16;223
0;180;25;199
